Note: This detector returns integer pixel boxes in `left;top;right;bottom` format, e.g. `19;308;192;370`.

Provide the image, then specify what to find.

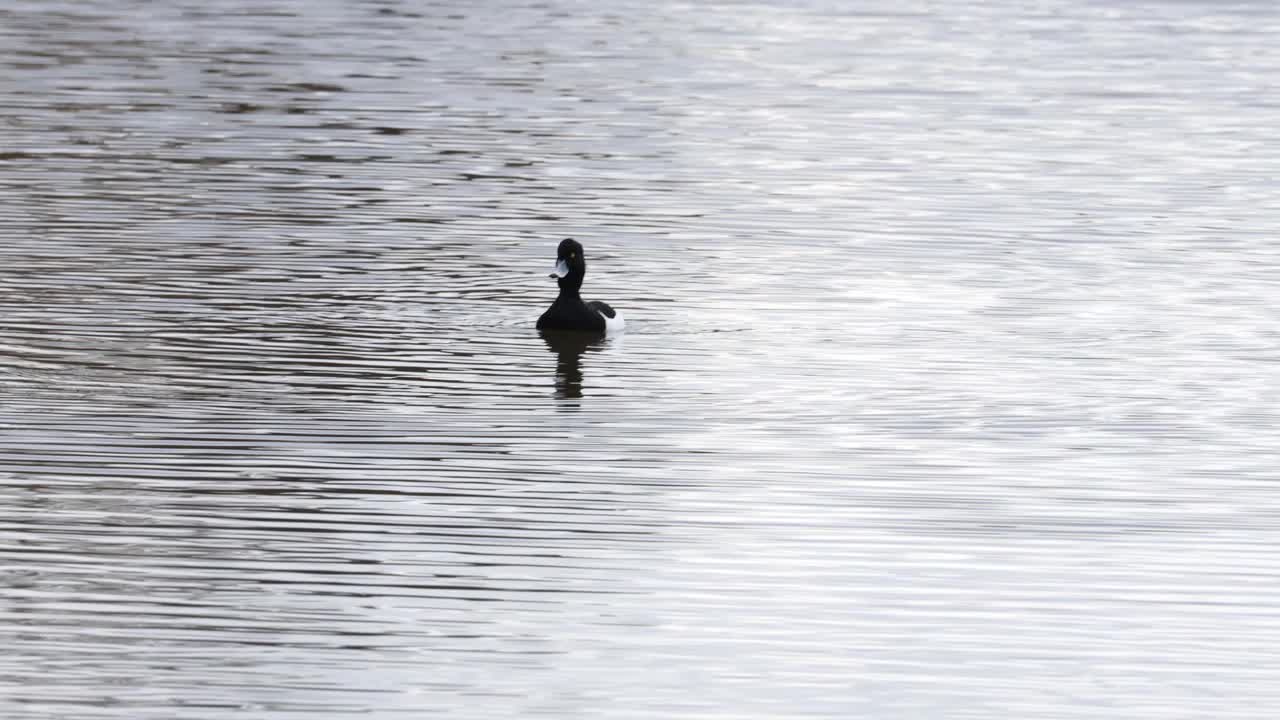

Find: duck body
537;296;620;333
536;238;624;334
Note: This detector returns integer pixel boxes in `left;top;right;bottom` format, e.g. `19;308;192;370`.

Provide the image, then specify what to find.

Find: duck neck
557;273;584;300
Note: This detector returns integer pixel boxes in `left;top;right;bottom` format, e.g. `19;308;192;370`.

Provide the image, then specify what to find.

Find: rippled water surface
3;0;1280;717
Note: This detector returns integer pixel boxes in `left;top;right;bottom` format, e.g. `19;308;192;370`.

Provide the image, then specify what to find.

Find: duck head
549;237;586;294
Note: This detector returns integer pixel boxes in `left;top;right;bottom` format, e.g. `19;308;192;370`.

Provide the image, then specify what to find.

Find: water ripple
4;0;1280;717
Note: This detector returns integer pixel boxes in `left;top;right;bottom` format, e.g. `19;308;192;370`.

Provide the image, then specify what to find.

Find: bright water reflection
2;0;1280;717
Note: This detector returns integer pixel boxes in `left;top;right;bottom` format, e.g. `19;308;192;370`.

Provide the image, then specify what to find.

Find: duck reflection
540;330;606;400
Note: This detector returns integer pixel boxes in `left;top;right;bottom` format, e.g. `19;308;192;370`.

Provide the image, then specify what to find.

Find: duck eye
570;252;576;258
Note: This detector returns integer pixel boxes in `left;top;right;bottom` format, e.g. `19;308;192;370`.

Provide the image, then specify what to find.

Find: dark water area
3;0;1280;717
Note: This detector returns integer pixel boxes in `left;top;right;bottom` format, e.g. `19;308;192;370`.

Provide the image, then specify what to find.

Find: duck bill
550;259;570;279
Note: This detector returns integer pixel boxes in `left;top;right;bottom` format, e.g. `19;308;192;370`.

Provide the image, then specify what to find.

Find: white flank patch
603;311;626;334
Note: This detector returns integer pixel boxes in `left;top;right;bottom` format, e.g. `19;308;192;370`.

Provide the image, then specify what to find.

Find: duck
536;238;624;334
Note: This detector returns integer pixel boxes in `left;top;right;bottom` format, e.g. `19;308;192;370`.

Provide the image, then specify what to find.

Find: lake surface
3;0;1280;717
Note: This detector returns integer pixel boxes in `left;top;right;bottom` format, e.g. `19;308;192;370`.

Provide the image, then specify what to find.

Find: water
3;0;1280;717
